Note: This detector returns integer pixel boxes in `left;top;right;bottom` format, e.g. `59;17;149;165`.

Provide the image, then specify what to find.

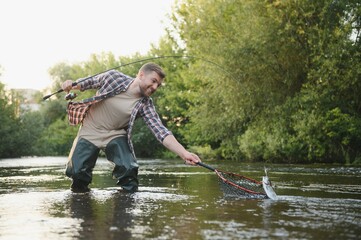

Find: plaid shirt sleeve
77;70;131;93
139;98;172;143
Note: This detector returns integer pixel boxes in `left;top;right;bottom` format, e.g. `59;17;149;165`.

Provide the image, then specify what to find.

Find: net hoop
215;169;267;196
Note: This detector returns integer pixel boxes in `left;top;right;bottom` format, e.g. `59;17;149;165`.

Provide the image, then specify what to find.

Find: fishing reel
64;92;77;101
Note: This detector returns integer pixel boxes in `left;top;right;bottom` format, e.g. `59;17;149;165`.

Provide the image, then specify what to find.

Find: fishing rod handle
57;80;79;95
42;81;79;101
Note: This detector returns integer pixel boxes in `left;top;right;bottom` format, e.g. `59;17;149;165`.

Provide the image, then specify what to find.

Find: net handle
197;162;216;171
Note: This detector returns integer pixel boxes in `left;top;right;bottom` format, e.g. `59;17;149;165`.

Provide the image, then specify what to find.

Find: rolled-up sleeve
77;76;99;91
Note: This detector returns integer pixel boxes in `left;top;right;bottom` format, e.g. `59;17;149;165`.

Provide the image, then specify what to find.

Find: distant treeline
1;0;360;164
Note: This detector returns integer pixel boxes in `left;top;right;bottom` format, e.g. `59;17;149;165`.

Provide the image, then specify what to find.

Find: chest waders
66;136;138;192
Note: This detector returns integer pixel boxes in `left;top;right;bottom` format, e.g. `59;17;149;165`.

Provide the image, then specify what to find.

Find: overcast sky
0;0;175;91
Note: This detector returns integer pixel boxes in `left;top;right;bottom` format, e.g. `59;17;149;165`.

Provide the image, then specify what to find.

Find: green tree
238;0;361;163
19;110;46;156
40;99;67;126
170;0;311;158
169;0;361;163
36;117;78;156
0;83;22;158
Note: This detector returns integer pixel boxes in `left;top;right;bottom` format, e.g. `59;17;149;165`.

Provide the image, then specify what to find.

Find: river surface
0;157;360;239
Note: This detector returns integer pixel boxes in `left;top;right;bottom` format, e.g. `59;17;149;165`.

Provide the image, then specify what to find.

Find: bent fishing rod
42;55;233;101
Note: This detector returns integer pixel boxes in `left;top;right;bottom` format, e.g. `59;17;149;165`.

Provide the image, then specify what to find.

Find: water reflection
47;187;192;239
64;191;133;239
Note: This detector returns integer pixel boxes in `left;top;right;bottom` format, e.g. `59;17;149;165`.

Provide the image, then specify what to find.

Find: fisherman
61;62;201;193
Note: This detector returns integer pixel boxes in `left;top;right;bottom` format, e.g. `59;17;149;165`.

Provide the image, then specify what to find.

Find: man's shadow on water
66;190;135;239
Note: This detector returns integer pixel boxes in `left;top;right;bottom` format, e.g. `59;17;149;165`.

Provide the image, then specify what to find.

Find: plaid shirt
67;70;172;157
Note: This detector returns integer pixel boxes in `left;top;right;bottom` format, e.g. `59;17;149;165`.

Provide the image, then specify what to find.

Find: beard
139;85;153;97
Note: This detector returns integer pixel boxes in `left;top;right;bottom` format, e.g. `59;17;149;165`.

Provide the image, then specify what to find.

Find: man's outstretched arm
162;135;201;165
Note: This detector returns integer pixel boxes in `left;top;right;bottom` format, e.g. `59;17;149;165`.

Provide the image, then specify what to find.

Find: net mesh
215;170;268;199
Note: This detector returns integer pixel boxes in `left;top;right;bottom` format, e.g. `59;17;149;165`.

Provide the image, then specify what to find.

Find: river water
0;157;360;239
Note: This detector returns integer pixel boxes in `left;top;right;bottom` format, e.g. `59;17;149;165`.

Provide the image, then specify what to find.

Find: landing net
215;170;268;199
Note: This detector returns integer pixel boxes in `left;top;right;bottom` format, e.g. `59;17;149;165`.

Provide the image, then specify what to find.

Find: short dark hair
140;62;166;79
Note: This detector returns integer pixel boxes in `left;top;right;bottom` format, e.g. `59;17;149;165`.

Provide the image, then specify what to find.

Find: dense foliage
168;0;361;164
0;0;360;164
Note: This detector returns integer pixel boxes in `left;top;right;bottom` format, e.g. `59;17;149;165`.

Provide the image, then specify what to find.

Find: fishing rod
42;55;233;101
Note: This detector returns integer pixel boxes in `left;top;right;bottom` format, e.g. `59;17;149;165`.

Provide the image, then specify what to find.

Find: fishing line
42;55;233;101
